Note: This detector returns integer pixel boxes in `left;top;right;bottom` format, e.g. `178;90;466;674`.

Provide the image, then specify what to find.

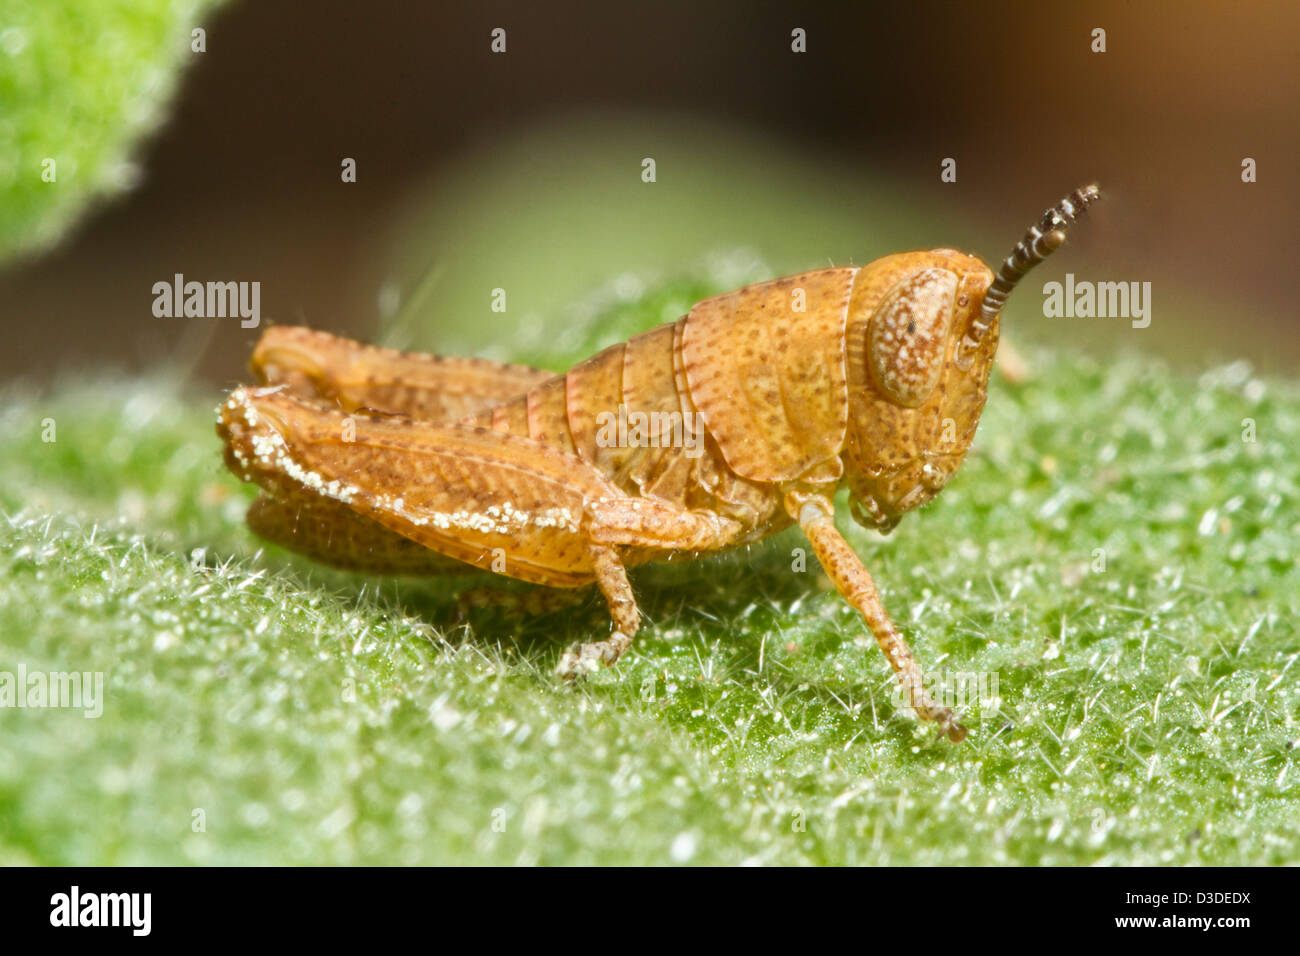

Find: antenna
972;184;1101;340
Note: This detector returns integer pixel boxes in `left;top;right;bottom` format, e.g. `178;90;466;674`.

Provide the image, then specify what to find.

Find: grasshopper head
842;185;1100;533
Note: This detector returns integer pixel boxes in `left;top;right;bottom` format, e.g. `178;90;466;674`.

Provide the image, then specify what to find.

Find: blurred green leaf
0;0;222;260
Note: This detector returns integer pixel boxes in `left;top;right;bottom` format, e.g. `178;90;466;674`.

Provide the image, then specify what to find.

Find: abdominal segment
465;319;780;537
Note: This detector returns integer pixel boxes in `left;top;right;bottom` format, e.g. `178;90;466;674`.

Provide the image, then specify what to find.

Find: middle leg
555;546;640;678
556;498;746;678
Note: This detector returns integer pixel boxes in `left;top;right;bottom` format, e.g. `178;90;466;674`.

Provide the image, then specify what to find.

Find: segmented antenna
972;184;1101;338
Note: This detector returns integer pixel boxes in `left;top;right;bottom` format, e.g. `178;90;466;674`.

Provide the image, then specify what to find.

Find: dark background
2;0;1295;384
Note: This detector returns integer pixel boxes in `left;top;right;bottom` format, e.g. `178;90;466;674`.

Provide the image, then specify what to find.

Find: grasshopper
217;185;1100;742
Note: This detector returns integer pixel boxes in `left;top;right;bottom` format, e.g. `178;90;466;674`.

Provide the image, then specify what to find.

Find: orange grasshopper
217;185;1100;742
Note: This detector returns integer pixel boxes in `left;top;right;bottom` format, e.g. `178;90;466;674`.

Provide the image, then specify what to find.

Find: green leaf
0;0;223;259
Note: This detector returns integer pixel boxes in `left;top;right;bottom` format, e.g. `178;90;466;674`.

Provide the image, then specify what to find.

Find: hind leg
248;325;552;422
246;493;477;575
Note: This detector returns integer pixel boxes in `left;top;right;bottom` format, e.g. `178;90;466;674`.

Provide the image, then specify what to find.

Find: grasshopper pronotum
217;185;1100;742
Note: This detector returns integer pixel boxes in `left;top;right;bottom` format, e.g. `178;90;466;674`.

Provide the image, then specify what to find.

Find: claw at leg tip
555;647;598;681
946;720;968;744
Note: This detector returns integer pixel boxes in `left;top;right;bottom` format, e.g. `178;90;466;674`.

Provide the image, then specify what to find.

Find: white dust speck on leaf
670;830;698;863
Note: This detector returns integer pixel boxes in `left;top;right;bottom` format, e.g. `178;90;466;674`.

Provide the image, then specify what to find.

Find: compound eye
868;268;958;407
